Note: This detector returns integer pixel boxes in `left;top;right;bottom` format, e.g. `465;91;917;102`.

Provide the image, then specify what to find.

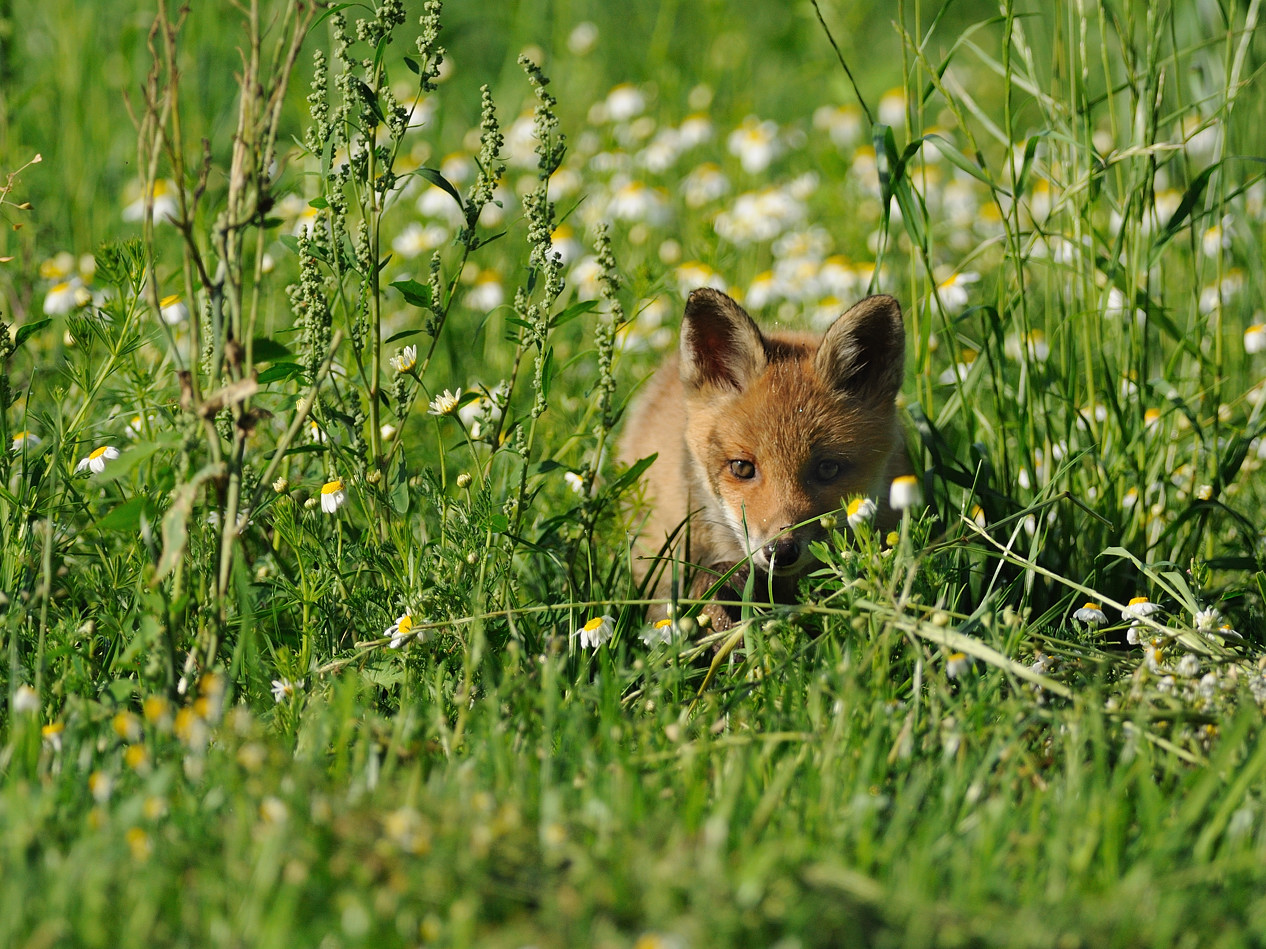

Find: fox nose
762;535;801;569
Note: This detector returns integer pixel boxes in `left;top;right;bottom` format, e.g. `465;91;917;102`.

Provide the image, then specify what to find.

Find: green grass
2;0;1266;945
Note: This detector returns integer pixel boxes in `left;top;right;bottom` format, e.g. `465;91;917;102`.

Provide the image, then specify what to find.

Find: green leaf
539;347;556;401
390;279;433;309
385;328;425;345
251;337;293;363
892;177;928;250
109;438;182;480
921;134;1004;193
1013;131;1049;197
488;513;510;533
390;479;410;516
94;495;159;533
872;123;900;201
15;318;52;348
1149;162;1220;264
350;77;385;124
257;362;305;385
411;167;464;212
551;299;600;329
609;453;657;494
312;2;355;29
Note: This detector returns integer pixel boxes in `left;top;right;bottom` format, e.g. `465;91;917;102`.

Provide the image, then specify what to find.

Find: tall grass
1;0;1265;946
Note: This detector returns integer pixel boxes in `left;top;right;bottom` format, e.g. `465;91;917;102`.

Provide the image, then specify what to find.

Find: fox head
679;287;905;577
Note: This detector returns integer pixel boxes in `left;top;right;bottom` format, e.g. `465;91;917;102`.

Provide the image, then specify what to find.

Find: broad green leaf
411;167;464;212
251;337;293;363
257;362;305;385
94;495;159;533
552;299;600;329
390;278;433;309
15;318;52;348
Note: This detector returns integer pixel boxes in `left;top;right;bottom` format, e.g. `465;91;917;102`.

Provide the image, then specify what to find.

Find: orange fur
619;288;908;625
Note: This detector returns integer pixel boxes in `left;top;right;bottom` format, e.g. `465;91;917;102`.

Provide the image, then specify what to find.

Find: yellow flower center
160;293;181;308
1128;596;1151;606
583;617;605;632
397;614;413;636
654;619;672;629
88;446;109;460
1083;602;1101;610
322;479;344;494
893;474;918;488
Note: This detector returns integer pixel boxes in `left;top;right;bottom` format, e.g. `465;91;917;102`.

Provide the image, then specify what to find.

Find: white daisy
75;445;120;474
270;678;303;702
946;652;971;679
159;293;188;325
639;618;677;647
385;612;420;649
428;389;462;416
576;615;614;649
391;344;418;373
889;475;922;511
1245;323;1266;354
11;431;41;452
846;496;876;529
1121;596;1162;622
1072;603;1108;626
319;478;346;513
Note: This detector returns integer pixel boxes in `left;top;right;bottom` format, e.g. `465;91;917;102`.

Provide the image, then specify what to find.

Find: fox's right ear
679;288;767;391
815;294;906;401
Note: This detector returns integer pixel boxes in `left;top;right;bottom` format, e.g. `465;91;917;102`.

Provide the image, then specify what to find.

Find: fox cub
619;287;907;629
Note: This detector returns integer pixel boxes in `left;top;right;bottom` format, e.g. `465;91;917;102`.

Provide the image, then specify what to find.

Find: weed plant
1;0;1266;946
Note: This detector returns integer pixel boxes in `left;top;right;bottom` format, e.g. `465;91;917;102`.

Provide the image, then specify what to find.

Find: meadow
2;0;1266;945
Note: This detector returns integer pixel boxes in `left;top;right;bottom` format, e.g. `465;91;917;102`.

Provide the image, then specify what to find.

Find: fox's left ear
815;295;905;401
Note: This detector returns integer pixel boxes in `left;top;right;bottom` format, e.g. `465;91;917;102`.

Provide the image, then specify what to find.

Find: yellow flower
11;431;41;452
576;614;614;649
846;496;877;528
42;721;65;751
13;684;39;713
1245;323;1266;354
386;612;419;649
1073;603;1108;626
391;344;418;373
75;445;120;474
320;478;346;513
889;474;922;511
89;771;113;803
143;695;171;729
428;388;462;416
112;711;142;743
639;617;676;647
270;678;304;703
124;744;149;772
159;293;188;325
125;826;153;861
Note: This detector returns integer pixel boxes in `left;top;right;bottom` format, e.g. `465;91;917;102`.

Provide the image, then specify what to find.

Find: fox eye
815;459;842;482
729;459;756;480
